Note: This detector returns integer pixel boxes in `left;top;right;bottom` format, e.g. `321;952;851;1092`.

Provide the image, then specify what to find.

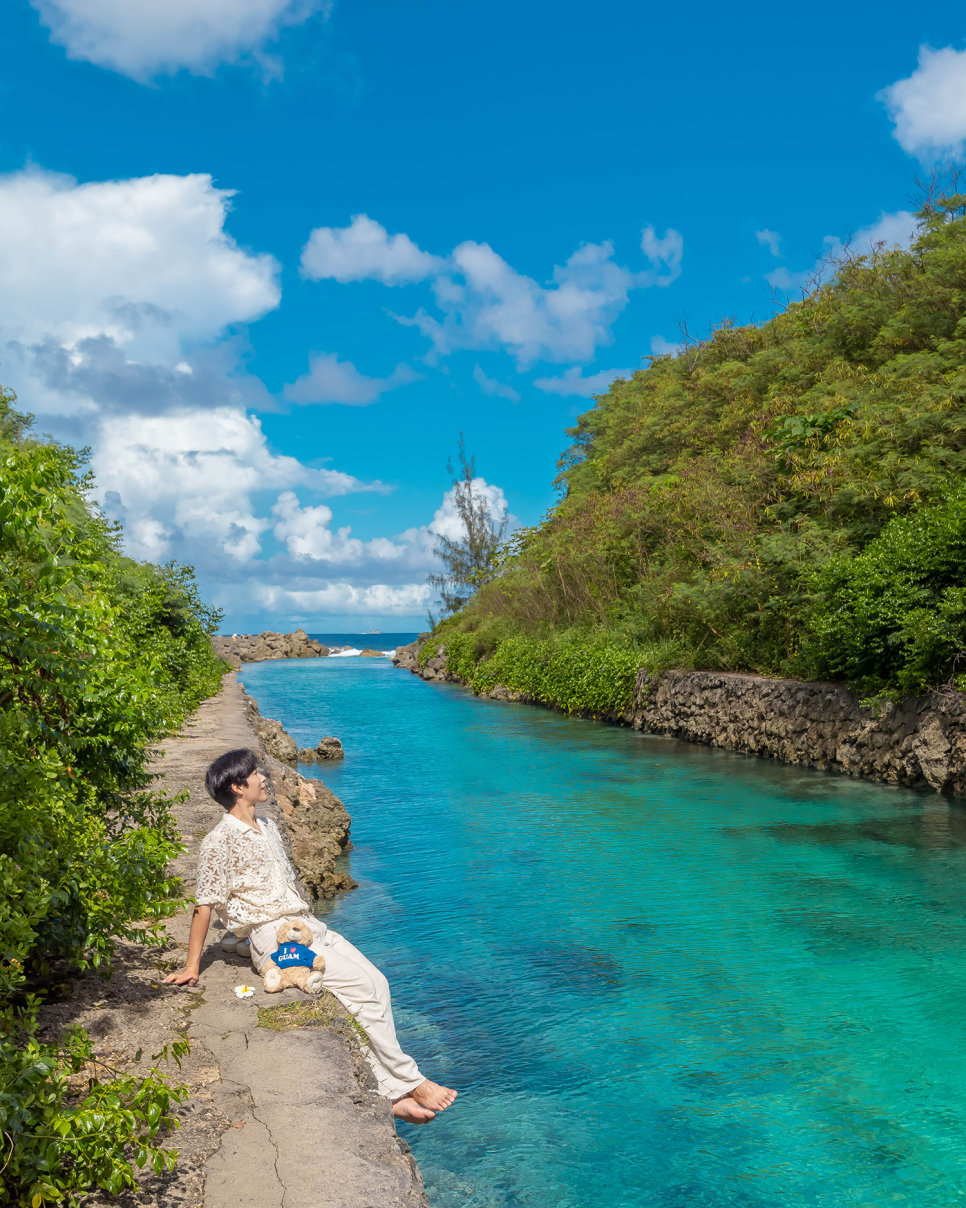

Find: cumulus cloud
0;164;446;626
402;239;655;367
0;167;280;419
271;475;511;570
300;216;684;366
473;365;521;402
30;0;328;81
879;45;966;158
226;475;513;621
532;366;634;397
251;581;432;617
756;229;782;257
283;352;423;405
300;214;446;285
89;408;384;564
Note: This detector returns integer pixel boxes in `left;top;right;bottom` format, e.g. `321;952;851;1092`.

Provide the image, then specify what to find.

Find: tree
428;435;508;625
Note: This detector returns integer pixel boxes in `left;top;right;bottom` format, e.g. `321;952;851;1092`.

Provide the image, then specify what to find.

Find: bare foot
411;1079;458;1112
392;1095;436;1124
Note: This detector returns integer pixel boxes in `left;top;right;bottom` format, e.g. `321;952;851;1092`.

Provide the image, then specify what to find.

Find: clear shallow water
238;656;966;1208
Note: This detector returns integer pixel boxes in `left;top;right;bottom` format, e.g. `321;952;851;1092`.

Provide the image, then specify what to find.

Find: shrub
0;387;225;1206
802;486;966;697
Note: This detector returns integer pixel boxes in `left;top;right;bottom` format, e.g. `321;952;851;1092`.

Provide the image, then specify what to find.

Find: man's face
233;770;268;804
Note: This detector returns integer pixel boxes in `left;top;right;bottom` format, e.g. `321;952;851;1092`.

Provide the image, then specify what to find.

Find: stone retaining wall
393;640;966;798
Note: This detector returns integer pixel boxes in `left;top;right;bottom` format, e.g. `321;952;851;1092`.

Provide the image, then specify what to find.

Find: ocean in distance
238;653;966;1208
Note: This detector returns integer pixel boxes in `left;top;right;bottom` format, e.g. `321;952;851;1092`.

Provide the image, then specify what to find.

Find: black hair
206;748;260;809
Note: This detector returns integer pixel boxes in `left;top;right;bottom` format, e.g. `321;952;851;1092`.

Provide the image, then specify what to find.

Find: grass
257;991;370;1044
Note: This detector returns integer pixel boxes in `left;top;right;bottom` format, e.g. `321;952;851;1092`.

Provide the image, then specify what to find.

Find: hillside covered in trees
0;389;226;1206
429;192;966;711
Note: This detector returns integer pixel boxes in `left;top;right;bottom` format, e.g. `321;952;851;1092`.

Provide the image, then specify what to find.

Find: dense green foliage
0;388;226;1206
430;626;649;716
435;193;966;707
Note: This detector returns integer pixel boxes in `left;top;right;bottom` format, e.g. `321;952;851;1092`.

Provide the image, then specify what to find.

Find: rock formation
261;754;357;899
243;694;299;764
392;637;966;798
239;687;357;899
299;737;345;762
213;629;329;669
359;648;385;658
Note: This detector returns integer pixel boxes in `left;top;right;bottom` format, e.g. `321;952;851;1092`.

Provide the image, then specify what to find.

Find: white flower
234;984;255;998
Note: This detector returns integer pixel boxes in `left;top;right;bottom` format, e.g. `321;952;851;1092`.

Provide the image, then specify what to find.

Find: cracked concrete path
156;674;429;1208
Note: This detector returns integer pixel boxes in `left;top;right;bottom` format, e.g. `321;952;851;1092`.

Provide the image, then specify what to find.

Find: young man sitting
163;748;457;1124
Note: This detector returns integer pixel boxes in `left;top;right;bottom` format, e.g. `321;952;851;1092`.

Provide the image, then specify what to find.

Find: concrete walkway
157;674;429;1208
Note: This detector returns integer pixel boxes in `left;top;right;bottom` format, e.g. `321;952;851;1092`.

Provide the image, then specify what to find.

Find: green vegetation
0;388;226;1206
258;993;370;1044
429;192;966;709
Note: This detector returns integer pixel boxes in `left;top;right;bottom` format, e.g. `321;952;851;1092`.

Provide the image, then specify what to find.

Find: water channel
238;651;966;1207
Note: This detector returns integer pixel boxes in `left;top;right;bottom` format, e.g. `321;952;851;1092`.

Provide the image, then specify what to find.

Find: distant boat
362;629;381;634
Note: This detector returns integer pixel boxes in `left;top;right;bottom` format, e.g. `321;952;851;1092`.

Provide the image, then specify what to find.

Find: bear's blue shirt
271;942;316;970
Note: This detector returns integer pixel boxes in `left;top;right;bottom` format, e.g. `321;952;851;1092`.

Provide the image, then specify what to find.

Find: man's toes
392;1096;436;1125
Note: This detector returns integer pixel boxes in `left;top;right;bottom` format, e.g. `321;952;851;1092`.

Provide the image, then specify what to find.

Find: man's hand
163;904;212;988
162;967;200;986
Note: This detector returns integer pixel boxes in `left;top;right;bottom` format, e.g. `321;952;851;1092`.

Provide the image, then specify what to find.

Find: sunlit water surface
238;656;966;1207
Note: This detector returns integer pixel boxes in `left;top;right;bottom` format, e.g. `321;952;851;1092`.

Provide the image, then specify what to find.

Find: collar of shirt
223;814;266;837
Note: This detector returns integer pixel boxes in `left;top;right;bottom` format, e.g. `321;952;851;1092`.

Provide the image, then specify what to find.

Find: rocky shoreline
214;629;329;669
239;687;357;899
393;637;966;798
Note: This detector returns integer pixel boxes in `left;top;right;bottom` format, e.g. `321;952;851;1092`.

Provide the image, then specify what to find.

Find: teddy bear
262;917;326;994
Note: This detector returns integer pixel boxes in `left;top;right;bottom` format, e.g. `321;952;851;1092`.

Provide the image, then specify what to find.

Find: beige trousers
248;914;423;1101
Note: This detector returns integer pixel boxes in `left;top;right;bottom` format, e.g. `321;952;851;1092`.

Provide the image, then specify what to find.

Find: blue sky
2;0;964;630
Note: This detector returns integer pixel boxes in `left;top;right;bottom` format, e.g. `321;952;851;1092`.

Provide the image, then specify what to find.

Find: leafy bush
430;622;685;716
801;486;966;697
0;387;226;1206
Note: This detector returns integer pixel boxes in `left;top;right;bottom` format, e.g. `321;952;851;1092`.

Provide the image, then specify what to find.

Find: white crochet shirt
195;813;309;934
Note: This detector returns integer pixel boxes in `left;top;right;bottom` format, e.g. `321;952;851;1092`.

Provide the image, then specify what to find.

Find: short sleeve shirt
195;813;309;934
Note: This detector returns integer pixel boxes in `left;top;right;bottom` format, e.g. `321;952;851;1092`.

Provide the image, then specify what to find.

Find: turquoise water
238;656;966;1207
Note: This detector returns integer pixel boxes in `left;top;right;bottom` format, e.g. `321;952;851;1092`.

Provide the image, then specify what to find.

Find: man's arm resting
162;903;212;985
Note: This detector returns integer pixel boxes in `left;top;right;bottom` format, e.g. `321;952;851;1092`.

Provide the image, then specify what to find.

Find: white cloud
0;167;280;420
403;239;651;367
765;265;813;294
640;225;683;286
533;366;634;397
232;475;513;620
852;210;918;253
30;0;327;82
90;408;383;564
756;229;781;257
270;476;511;570
879;45;966;158
765;210;920;296
300;216;684;366
0;164;447;627
473;364;521;402
300;214;446;285
650;335;681;356
283;352;422;405
424;476;512;543
252;581;432;617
